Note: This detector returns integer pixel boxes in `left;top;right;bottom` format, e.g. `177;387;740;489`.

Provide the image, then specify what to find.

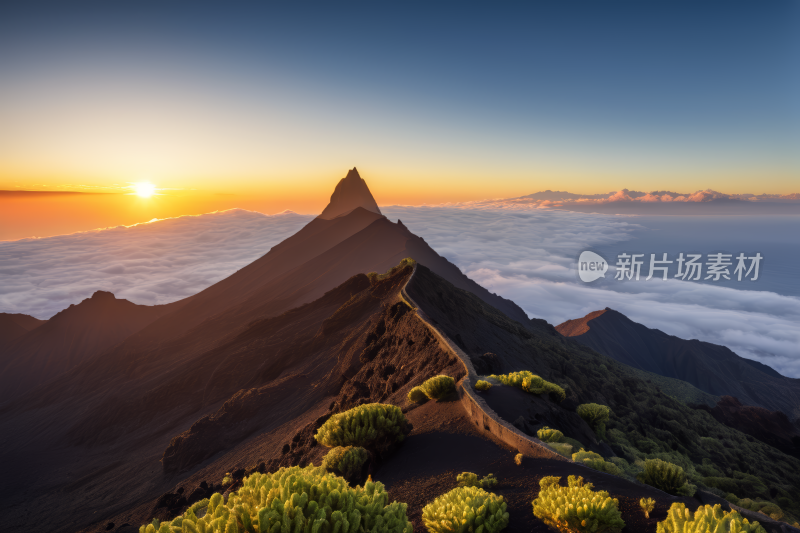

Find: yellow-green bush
657;503;766;533
547;442;574;458
532;475;625;533
408;386;428;404
457;471;498;489
417;375;456;401
489;370;565;402
637;459;695;497
423;486;509;533
139;465;412;533
537;426;564;443
315;403;409;453
321;446;369;482
514;453;523;466
640;498;655;519
572;449;622;477
475;380;492;392
576;404;611;439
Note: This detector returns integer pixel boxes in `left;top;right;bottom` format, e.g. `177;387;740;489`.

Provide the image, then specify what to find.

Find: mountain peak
91;290;116;300
318;167;382;220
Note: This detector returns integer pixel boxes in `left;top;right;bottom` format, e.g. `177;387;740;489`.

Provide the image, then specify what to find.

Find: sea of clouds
2;205;798;376
0;210;314;319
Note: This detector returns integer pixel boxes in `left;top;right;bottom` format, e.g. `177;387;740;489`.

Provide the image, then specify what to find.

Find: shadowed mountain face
690;396;800;458
318;167;382;220
0;291;167;400
556;308;800;420
0;313;44;346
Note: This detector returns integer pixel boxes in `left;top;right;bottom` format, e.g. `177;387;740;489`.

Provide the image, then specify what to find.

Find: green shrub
315;403;410;456
408;386;428;404
725;493;741;505
489;370;565;402
572;449;621;476
457;471;498;489
139;465;413;533
547;442;574;458
532;475;625;533
418;375;456;401
640;498;655;519
563;437;586;452
537;426;564;443
222;473;232;486
576;403;611;439
475;380;492;392
572;449;603;463
656;503;766;533
321;446;369;482
423;486;509;533
638;459;695;496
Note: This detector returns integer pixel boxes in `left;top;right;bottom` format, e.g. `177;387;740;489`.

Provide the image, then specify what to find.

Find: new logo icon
578;251;608;282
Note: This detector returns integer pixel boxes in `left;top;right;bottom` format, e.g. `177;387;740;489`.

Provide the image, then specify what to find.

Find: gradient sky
1;1;798;238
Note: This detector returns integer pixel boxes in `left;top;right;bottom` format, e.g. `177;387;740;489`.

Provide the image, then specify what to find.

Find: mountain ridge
556;308;800;419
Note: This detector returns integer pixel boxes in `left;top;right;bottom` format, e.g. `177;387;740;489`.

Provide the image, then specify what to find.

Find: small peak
397;219;405;226
91;291;116;300
318;167;382;220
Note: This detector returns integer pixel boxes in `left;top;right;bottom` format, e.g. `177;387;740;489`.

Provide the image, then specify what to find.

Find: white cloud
2;202;798;378
382;205;800;378
0;210;313;319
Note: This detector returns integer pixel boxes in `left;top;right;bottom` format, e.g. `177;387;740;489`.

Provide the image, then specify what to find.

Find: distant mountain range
556;308;800;420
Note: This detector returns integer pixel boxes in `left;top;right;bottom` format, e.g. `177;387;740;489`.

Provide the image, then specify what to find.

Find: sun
133;182;156;198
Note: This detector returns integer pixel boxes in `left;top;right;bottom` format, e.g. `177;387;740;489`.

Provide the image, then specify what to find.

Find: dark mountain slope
405;265;800;520
555;308;800;419
0;312;43;345
690;396;800;458
58;169;528;397
0;291;167;400
119;206;384;348
0;263;463;533
75;262;798;533
23;216;529;418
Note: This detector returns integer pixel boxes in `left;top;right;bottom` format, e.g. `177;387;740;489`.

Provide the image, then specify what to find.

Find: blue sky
0;1;797;198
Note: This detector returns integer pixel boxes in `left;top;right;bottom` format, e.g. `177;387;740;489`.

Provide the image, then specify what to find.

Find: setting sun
133;182;156;198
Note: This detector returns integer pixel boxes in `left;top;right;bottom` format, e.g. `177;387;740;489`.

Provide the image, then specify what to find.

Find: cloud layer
0;210;313;319
2;203;798;377
382;205;800;377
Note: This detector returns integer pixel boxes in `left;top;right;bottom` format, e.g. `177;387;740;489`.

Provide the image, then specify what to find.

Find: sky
1;2;799;240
